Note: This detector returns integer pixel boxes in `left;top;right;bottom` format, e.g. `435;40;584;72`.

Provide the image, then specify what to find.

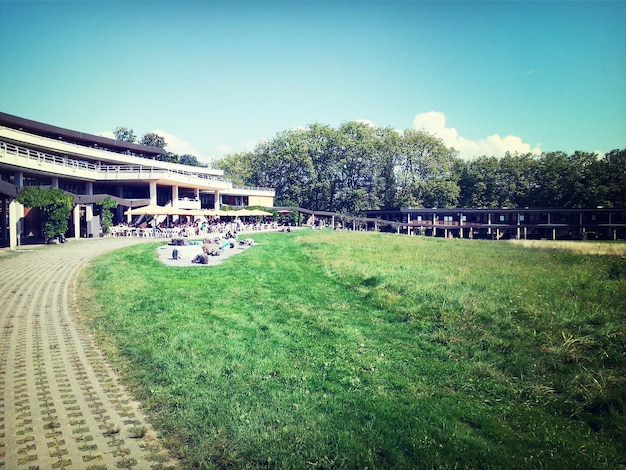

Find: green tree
17;187;74;240
332;122;382;213
498;152;539;207
97;196;118;235
140;132;167;149
303;123;339;211
374;127;401;210
253;129;315;208
179;154;208;167
113;127;136;143
395;129;459;208
533;151;590;208
159;152;179;164
595;149;626;207
457;156;501;207
214;152;257;187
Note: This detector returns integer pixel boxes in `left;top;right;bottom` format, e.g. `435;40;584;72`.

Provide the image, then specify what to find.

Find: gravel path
0;237;178;469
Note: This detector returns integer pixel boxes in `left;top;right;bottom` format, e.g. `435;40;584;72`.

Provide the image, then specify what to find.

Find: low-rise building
0;112;275;248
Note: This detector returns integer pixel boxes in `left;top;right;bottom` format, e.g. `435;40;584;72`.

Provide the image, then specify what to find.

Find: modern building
0;112;275;248
364;207;626;240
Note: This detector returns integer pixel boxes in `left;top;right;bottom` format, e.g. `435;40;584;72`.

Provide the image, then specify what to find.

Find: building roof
0;111;166;158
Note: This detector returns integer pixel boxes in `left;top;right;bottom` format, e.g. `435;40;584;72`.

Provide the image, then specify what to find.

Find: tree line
213;122;626;213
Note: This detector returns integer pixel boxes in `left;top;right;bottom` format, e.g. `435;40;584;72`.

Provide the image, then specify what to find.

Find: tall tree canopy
140;132;167;149
215;124;625;213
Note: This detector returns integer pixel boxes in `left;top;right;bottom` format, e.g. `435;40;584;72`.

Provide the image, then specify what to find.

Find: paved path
0;238;178;469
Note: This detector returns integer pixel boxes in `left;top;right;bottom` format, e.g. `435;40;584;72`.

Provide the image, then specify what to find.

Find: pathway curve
0;237;178;469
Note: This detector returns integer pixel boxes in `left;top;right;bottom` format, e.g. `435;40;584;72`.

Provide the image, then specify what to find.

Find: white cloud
412;111;541;159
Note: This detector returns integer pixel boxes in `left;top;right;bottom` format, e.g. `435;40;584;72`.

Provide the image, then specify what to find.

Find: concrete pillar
172;185;179;207
459;213;464;239
85;205;93;236
214;191;220;210
85;182;94;196
9;199;21;250
149;181;157;205
52;177;59;189
73;205;81;240
14;172;25;239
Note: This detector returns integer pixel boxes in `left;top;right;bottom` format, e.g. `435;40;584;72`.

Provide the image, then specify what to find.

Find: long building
364;207;626;240
0;112;275;248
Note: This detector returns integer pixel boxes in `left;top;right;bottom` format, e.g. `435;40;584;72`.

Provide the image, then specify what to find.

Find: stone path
0;238;178;469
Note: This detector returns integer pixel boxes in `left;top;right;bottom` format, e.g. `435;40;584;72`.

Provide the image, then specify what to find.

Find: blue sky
1;0;624;163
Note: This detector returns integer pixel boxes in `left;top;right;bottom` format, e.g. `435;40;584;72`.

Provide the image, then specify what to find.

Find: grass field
78;231;626;469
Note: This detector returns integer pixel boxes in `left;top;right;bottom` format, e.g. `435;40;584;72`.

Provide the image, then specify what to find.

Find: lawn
78;230;626;469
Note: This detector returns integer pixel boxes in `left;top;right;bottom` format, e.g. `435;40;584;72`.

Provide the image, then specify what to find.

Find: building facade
364;207;626;240
0;112;275;248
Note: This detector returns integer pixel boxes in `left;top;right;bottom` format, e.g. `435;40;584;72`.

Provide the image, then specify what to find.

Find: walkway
0;237;178;469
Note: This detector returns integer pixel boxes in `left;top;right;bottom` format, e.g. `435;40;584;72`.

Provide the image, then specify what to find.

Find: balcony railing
0;140;231;184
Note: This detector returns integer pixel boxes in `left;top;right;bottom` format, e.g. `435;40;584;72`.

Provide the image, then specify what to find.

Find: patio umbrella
124;204;173;216
179;208;207;217
256;209;273;216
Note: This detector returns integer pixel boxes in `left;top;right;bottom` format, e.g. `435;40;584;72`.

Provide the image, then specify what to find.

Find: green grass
80;231;626;469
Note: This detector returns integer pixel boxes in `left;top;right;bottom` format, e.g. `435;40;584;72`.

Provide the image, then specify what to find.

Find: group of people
110;216;281;238
189;232;255;264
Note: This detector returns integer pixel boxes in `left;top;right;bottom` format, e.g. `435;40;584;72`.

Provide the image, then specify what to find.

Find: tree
595;149;626;208
332;122;382;213
97;196;117;235
394;129;459;208
179;154;208;168
140;132;167;149
214;152;257;186
457;156;501;207
253;129;315;208
498;152;539;207
159;152;179;164
17;187;74;241
113;127;136;143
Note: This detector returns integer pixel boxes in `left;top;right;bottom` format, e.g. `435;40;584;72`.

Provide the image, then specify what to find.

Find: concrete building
363;207;626;240
0;112;275;249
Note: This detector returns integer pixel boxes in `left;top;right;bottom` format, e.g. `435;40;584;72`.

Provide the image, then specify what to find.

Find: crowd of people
110;216;281;238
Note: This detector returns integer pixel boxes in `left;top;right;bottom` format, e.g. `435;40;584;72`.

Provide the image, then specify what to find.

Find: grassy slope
81;231;626;469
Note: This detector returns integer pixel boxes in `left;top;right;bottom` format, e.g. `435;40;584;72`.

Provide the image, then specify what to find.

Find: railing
0;140;231;184
231;184;276;192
